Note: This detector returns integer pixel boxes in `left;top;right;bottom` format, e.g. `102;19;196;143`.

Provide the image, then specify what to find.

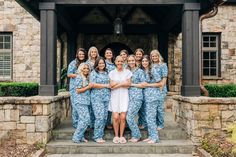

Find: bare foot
95;138;106;143
128;138;140;143
143;138;151;142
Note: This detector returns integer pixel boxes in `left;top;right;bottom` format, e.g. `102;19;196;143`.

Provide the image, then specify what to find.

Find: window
202;33;221;78
0;33;12;80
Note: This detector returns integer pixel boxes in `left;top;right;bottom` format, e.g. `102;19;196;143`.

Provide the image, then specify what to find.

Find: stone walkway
46;154;194;157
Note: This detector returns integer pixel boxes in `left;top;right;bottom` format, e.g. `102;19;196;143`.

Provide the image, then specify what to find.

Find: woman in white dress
109;56;132;144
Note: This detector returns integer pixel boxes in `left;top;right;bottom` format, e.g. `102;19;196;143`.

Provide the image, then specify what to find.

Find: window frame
0;32;13;81
202;32;221;79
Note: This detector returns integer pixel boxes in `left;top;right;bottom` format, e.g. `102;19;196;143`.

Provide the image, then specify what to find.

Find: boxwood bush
0;82;38;96
204;84;236;97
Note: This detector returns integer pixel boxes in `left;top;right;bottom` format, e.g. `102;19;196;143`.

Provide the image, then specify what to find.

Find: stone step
46;140;195;154
52;127;188;140
46;154;194;157
53;112;188;140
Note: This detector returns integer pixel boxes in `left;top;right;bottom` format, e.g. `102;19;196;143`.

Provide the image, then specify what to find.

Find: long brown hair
94;57;107;73
104;48;114;63
76;48;87;68
141;55;153;80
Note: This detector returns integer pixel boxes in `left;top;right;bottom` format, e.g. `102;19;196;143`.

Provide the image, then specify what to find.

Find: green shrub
58;88;67;93
60;67;68;89
204;84;236;97
0;82;38;96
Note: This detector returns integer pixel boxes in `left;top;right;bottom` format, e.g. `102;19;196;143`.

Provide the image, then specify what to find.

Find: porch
15;0;220;97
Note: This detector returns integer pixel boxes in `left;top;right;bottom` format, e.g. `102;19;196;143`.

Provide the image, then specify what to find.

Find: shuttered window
0;33;12;80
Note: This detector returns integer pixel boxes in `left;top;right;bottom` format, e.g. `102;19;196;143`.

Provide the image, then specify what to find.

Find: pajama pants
89;105;95;128
92;101;109;140
106;111;112;126
70;89;78;128
146;100;162;142
156;98;165;129
127;99;142;139
72;104;90;142
138;102;147;128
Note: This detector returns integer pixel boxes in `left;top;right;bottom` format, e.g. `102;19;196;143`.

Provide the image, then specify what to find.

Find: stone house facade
0;0;235;94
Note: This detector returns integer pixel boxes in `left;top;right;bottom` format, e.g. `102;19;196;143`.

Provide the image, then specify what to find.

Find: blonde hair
88;46;99;60
77;63;90;87
150;49;164;64
127;55;137;70
115;55;123;62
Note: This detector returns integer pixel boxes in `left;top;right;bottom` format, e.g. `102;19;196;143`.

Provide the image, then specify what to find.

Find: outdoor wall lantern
114;17;123;35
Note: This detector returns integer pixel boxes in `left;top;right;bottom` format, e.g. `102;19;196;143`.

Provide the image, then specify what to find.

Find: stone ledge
31;149;46;157
197;148;212;157
0;92;70;104
173;95;236;104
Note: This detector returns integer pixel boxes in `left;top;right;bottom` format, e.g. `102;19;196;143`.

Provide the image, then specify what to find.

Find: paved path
46;154;194;157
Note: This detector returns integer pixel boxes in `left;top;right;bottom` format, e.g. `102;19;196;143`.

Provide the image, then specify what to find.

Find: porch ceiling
58;5;183;34
15;0;227;34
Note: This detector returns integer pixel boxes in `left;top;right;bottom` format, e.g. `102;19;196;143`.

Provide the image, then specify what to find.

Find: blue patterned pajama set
67;59;78;128
90;70;111;141
105;60;116;126
153;63;168;129
143;67;162;142
126;68;146;139
85;59;96;128
72;75;91;143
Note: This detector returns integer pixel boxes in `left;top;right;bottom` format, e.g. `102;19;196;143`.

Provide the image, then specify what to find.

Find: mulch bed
201;131;235;157
0;140;38;157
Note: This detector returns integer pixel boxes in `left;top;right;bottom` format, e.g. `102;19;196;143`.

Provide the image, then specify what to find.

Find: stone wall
202;5;236;84
168;5;236;93
0;0;65;83
172;95;236;144
168;34;182;94
0;92;71;144
0;0;40;82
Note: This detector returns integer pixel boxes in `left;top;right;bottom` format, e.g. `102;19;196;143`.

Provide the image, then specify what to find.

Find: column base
39;85;58;96
181;85;200;96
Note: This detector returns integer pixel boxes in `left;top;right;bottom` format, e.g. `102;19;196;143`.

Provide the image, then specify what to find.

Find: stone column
39;3;58;96
181;3;201;96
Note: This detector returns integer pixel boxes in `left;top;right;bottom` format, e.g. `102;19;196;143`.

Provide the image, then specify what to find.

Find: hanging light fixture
114;17;123;35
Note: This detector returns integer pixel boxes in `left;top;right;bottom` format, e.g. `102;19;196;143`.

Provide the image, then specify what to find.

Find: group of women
67;46;168;144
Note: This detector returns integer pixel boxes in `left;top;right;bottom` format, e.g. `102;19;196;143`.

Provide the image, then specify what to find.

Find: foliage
204;84;236;97
201;131;235;157
58;88;67;93
0;82;38;96
227;123;236;154
60;67;68;90
33;142;45;150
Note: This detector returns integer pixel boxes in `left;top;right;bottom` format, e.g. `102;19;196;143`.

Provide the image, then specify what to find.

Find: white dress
109;68;132;113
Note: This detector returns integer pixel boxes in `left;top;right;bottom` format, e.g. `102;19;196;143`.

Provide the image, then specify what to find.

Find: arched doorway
100;42;133;57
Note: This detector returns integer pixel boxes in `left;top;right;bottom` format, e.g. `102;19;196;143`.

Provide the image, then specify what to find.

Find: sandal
95;138;106;143
128;138;140;143
119;137;127;144
113;137;120;144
